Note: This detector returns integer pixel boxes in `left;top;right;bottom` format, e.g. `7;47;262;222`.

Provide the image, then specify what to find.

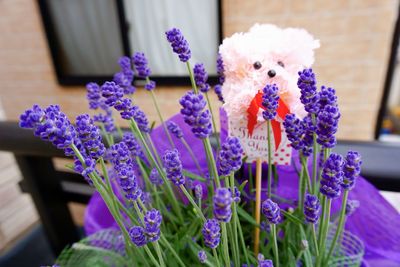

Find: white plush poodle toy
219;24;320;163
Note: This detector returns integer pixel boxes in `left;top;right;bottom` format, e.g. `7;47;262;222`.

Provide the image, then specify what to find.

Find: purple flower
119;174;142;201
218;136;243;176
202;219;221;249
214;84;224;103
345;200;360;216
144;209;162;242
319;86;337;110
258;254;274;267
133;107;150;133
163;149;185;186
216;53;225;84
301;115;314;157
20;105;77;152
129;226;147;247
165;28;191;62
132;52;151;78
195;184;203;200
262;84;279;120
342;151;362;190
179;91;212;139
94;113;115;133
144;80;156;91
113;71;136;95
101;81;124;107
193;63;210;93
86;83;102;110
262;199;281;224
109;142;132;171
213;187;232;222
166;121;183;139
283;114;304;151
150;168;164;185
304;194;320;224
122;132;143;158
75;114;106;159
298;69;319;114
73;157;96;185
260;221;270;233
320;153;344;199
118;56;131;71
198;250;207;264
232;186;241;202
316;105;340;149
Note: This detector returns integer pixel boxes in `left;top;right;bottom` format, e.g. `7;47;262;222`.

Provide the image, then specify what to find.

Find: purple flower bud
316;105;340;149
298;68;319;114
304;194;320;224
342;151;362;190
101;81;124;107
320;153;344;199
144;209;162;242
179;91;212;139
262;199;281;224
132;52;151;78
118;56;131;71
193;63;210;93
319;86;337;110
129;226;147;247
216;53;225;84
198;250;207;264
86;83;102;110
119;174;142;201
165;28;191;62
75;114;106;159
218;137;244;176
122;132;143;158
214;84;224;103
260;221;270;233
213;187;232;222
166;121;183;139
258;254;274;267
150;168;164;185
144;80;156;91
202;219;221;249
230;186;241;202
262;84;279;120
301;115;314;157
163;149;185;186
283;114;304;151
113;70;136;95
133;107;150;133
94;113;115;133
195;184;203;200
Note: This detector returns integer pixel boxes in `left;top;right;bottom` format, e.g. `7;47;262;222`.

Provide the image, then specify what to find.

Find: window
38;0;222;86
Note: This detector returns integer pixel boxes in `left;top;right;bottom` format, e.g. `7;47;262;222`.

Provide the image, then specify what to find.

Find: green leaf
237;206;258;226
182;170;207;181
281;210;304;225
238;180;248;192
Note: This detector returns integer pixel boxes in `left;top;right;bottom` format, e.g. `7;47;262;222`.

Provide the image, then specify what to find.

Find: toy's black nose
268;69;276;78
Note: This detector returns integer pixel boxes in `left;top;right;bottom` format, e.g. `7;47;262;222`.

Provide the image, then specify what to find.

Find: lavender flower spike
86;82;102;110
198;250;207;264
342;151;362;190
213;187;233;222
132;52;151;78
262;199;281;224
298;68;320;114
319;86;337;110
150;168;163;185
202;219;221;249
218;136;244;176
165;28;191;62
133;107;150;133
129;226;147;247
216;53;225;84
179;91;212;139
193;63;210;93
144;209;162;242
101;81;124;107
283;114;304;151
163;149;185;186
262;84;279;120
166;121;183;139
214;84;224;103
75;114;106;159
258;254;274;267
304;194;320;224
316;105;340;149
320;153;344;199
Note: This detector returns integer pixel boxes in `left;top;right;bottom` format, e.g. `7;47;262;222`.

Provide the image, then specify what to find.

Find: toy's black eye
277;61;285;68
253;61;262;70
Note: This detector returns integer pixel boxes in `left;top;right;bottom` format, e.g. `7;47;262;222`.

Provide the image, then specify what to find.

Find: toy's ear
282;28;320;68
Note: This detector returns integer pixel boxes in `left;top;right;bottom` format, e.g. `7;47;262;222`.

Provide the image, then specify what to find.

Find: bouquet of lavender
25;27;365;267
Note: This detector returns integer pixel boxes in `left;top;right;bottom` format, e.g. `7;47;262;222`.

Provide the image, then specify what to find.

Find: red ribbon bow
246;91;290;150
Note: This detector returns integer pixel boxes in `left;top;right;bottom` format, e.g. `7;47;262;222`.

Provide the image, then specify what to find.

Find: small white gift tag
228;119;292;165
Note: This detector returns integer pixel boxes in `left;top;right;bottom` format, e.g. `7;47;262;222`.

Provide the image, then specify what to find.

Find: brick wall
0;0;398;138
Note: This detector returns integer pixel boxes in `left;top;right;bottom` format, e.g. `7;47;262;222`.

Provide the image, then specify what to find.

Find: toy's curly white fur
219;24;320;121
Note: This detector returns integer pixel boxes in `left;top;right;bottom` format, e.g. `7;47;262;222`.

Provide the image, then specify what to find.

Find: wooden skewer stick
253;157;262;255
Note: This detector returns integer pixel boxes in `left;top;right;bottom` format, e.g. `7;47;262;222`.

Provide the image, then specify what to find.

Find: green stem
160;235;186;267
149;87;175;149
154;242;166;267
144;245;161;267
301;156;312;193
186;61;199;94
271;224;279;267
115;123;124;139
212;248;221;267
221;223;231;267
179;184;206;222
236;211;250;266
311;114;318;194
205;92;220;149
316;197;332;267
267;120;272;198
325;190;349;264
230;174;240;267
145;132;163;167
203;138;221;187
181;137;205;176
298;160;305;214
99;123;113;147
312;224;319;257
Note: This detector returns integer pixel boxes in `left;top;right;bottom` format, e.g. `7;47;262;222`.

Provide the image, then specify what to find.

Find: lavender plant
24;28;365;267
